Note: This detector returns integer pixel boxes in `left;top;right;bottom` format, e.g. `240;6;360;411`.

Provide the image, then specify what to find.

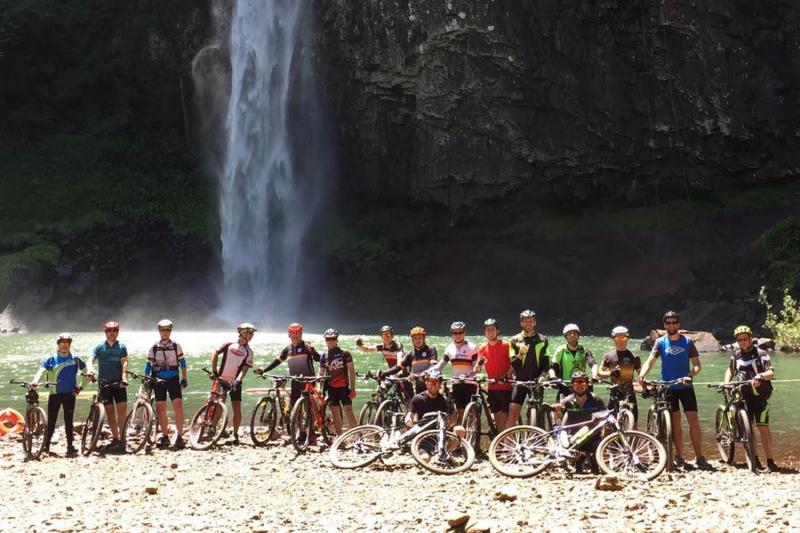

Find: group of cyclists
27;308;780;472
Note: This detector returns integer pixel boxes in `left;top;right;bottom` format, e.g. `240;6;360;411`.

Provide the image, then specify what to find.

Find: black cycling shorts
488;389;512;414
100;382;128;406
451;382;475;409
325;386;352;406
154;376;182;402
744;393;770;426
510;384;531;406
669;387;698;413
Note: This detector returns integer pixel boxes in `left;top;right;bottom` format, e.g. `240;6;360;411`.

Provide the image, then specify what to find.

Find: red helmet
288;322;303;334
104;321;120;330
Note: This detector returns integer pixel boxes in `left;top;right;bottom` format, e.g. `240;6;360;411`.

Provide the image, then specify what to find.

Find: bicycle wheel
188;402;228;450
374;399;402;430
645;405;657;437
658;409;673;470
461;402;482;453
250;396;278;447
358;401;378;426
23;407;48;460
714;406;735;464
595;430;667;481
81;405;101;456
737;409;757;473
123;402;154;454
328;425;386;469
618;409;635;432
319;402;337;446
290;397;313;453
488;425;551;478
410;429;475;475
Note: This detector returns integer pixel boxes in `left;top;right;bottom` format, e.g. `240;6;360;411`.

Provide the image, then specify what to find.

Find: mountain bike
289;376;336;453
488;409;667;481
188;368;230;450
641;377;689;470
459;377;501;453
249;373;292;446
358;371;399;425
708;380;758;472
329;409;475;475
9;379;52;460
604;381;636;431
122;372;163;454
510;379;557;430
81;379;122;456
372;375;413;429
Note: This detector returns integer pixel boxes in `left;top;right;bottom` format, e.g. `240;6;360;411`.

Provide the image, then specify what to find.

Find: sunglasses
452;331;465;335
105;328;119;332
572;380;589;385
664;320;679;325
158;328;171;332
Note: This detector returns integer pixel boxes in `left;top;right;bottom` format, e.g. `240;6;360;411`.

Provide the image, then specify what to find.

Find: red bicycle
289;376;336;453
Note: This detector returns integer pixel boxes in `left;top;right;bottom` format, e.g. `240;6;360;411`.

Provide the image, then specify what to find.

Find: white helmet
611;325;630;338
562;323;580;336
57;332;73;343
157;319;174;329
237;322;257;332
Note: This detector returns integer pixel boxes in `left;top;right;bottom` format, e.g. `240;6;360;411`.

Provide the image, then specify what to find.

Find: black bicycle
708;380;758;473
122;372;164;454
510;379;557;430
372;375;413;429
459;377;501;454
81;379;123;456
9;379;53;460
603;381;637;431
249;373;292;446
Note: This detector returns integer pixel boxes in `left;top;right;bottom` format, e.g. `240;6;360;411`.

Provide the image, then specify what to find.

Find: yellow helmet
733;325;752;338
409;326;426;337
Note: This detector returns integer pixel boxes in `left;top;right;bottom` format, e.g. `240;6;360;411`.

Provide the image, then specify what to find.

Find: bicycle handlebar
9;379;53;388
128;371;165;384
707;380;752;390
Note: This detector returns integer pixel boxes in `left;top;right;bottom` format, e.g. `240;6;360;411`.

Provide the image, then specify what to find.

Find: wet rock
445;513;470;527
640;330;720;352
145;487;158;495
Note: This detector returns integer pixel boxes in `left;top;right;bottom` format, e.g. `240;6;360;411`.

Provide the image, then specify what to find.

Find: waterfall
205;0;327;324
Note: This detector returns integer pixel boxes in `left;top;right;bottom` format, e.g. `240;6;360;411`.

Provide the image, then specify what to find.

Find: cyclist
86;321;129;453
381;326;438;395
210;322;256;444
597;326;640;425
319;328;357;435
508;309;551;428
726;325;779;472
257;322;321;407
549;323;597;402
31;333;88;456
355;325;405;368
552;371;606;473
433;321;478;421
145;319;188;449
639;311;710;469
404;370;466;439
475;318;513;431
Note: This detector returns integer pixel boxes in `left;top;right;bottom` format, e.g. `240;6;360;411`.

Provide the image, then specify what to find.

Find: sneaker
66;444;78;457
231;436;241;446
172;436;186;450
755;458;765;470
157;436;171;449
767;459;780;472
694;456;714;470
106;439;124;453
673;454;685;469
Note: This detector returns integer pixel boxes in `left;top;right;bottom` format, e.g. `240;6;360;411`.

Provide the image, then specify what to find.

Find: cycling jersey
477;340;512;391
601;349;641;389
509;331;550;381
401;345;438;374
146;340;186;379
730;346;773;398
217;341;253;383
91;341;128;381
41;354;87;394
409;392;449;421
279;341;320;376
443;341;478;378
561;392;605;414
552;344;595;381
320;347;353;388
649;335;698;390
376;340;404;367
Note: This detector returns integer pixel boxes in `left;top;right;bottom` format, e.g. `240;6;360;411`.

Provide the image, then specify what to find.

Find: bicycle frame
710;381;752;439
536;410;626;464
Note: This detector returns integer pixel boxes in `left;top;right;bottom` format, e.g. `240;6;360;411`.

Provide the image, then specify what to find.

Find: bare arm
690;355;701;377
597;360;611;380
638;354;657;383
32;367;46;385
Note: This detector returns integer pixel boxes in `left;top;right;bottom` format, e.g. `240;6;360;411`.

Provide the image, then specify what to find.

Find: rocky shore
1;430;797;532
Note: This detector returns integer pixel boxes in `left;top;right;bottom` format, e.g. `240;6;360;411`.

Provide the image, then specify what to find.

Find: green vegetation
759;286;800;351
752;215;800;287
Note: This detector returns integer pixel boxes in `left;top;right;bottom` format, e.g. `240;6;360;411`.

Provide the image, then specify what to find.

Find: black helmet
662;310;679;323
380;325;394;334
571;371;589;382
483;318;499;329
323;328;339;339
519;309;536;321
450;321;466;333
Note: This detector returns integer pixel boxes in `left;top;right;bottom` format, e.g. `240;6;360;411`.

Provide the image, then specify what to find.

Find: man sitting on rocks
404;370;466;438
553;371;606;473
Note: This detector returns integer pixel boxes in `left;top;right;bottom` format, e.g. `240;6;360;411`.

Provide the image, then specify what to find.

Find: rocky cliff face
318;0;800;208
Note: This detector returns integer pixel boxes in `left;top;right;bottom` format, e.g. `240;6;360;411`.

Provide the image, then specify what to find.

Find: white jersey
444;341;478;378
217;341;254;382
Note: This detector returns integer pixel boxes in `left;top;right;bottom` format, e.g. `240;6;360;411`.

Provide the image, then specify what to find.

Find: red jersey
478;340;512;391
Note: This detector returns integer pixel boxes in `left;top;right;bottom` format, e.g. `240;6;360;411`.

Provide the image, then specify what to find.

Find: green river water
2;331;798;461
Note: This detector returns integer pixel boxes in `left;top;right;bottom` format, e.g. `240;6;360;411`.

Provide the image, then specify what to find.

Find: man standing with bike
32;333;87;456
639;311;711;469
475;318;513;431
145;319;188;449
382;326;437;395
319;329;357;435
597;326;641;425
550;323;597;402
508;310;551;428
258;322;321;407
433;321;478;421
211;323;256;444
726;325;779;472
86;321;128;453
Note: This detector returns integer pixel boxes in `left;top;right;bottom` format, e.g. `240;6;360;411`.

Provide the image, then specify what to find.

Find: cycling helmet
237;322;257;332
611;325;630;338
56;332;73;343
571;370;589;382
562;323;580;336
380;325;394;334
662;310;680;322
733;325;753;338
450;321;466;333
424;369;444;381
104;321;120;330
409;326;426;337
483;318;499;328
519;309;536;320
323;328;339;339
288;322;303;334
157;319;173;329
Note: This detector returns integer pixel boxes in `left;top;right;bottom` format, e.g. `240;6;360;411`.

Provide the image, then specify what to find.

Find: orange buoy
0;408;24;436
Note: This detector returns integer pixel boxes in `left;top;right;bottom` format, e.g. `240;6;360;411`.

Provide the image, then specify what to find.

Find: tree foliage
759;286;800;351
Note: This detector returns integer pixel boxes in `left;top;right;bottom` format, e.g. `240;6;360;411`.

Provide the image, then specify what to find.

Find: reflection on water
1;331;798;461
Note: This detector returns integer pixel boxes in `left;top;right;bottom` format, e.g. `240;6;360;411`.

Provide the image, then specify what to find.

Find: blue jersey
42;354;87;394
92;341;128;381
649;335;698;390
